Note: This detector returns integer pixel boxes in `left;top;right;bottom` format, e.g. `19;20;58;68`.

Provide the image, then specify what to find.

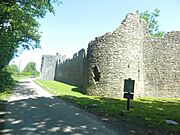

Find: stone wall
40;13;180;98
40;54;62;80
143;32;180;98
54;49;87;90
86;13;147;98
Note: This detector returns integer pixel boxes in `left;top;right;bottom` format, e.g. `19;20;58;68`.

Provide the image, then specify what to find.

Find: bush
0;70;15;92
4;64;19;75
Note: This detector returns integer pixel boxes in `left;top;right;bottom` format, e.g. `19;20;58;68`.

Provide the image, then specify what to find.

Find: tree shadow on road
0;96;116;135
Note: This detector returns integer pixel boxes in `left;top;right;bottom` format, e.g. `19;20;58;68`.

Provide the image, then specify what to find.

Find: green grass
35;79;180;133
0;88;12;111
0;88;12;129
0;88;12;100
12;74;31;81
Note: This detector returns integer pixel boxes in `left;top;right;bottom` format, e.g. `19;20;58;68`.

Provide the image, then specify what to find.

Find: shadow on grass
0;80;118;135
58;93;180;134
33;80;180;134
54;80;86;94
60;95;127;117
71;87;86;94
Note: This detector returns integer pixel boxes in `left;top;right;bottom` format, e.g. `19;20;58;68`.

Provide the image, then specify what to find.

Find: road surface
0;79;119;135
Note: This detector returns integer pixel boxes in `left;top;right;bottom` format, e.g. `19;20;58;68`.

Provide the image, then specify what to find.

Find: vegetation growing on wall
137;9;165;37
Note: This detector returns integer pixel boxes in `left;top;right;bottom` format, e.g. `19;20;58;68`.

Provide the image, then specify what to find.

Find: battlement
41;13;180;98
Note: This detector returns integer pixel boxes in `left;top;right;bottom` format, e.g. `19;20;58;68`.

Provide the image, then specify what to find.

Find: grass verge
12;75;32;81
0;88;12;101
0;88;12;129
35;79;180;133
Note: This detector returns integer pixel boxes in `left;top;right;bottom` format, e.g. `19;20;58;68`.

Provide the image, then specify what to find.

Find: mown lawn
35;79;180;133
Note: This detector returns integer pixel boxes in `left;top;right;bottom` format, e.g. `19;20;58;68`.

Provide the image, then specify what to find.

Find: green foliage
136;9;165;37
0;88;11;100
0;69;15;92
20;72;32;76
35;79;180;133
3;64;33;81
0;0;61;71
4;64;19;75
0;86;11;130
22;62;39;76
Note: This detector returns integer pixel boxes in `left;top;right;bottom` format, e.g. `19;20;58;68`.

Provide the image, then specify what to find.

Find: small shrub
0;70;15;92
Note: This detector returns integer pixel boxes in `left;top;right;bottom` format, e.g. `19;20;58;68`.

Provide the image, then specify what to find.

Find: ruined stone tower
40;13;180;98
86;13;147;98
40;54;62;80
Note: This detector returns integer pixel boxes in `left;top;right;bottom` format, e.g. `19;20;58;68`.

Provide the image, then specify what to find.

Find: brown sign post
123;78;135;110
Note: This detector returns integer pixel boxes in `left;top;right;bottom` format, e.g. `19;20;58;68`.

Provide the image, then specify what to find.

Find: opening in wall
93;66;100;82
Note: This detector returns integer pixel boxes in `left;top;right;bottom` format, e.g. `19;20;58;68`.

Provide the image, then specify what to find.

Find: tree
0;0;61;70
136;9;165;37
0;1;61;90
4;64;19;75
22;62;38;76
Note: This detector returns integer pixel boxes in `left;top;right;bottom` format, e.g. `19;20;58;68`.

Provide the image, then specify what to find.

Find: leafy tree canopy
0;0;61;70
136;9;165;37
4;64;19;74
22;62;38;75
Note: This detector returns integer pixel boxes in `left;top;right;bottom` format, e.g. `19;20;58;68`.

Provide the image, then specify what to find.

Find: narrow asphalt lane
0;79;119;135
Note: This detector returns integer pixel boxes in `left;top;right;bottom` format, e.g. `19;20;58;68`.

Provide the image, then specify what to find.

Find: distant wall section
54;49;87;89
40;54;62;80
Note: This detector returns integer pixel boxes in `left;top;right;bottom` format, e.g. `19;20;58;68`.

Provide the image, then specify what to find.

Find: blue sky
11;0;180;71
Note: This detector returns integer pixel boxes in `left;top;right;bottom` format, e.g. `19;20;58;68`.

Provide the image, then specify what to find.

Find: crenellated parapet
40;13;180;98
54;49;87;91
